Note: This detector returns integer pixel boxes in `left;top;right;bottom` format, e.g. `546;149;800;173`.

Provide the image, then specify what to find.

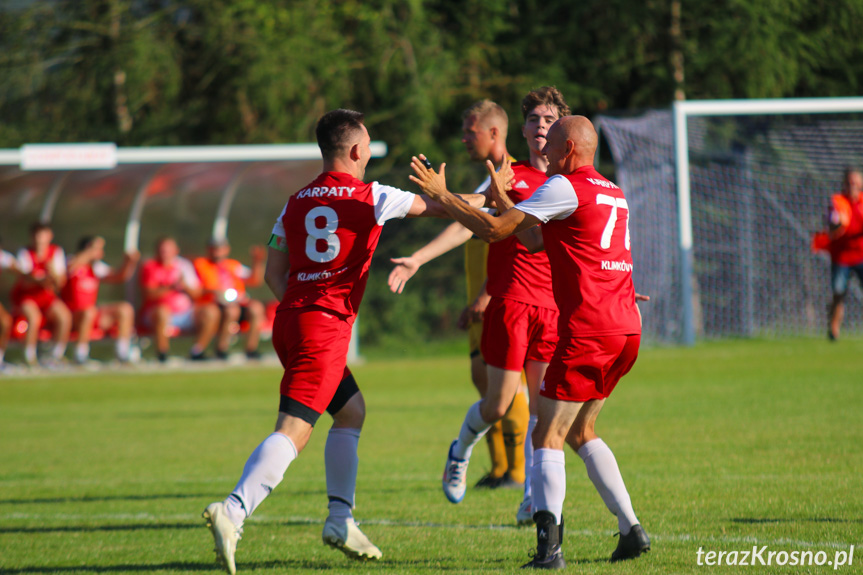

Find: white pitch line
1;512;855;550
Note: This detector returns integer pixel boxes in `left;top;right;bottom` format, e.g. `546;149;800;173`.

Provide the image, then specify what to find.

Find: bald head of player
542;115;598;177
462;99;509;164
316;108;373;180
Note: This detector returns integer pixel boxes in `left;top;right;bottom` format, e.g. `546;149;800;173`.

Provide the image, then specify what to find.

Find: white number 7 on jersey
596;194;630;250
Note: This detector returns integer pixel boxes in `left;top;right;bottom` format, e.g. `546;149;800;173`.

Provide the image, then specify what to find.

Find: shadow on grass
0;523;199;534
0;493;216;506
0;558;519;573
732;517;863;524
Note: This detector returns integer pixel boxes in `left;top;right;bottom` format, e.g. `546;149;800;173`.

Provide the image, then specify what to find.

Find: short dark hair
76;235;97;254
316;109;365;161
30;221;52;235
521;86;571;120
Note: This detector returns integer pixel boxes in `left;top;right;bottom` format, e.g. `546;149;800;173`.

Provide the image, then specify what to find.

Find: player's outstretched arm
388;222;473;294
410;156;538;243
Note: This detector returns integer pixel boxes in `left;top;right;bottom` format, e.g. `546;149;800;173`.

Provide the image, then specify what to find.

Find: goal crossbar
674;97;863;344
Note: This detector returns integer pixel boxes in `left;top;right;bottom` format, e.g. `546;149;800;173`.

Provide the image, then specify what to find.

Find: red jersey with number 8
515;166;640;337
272;171;415;318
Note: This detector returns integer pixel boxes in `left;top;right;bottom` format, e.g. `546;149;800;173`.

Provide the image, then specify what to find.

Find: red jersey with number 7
514;165;641;337
271;171;415;318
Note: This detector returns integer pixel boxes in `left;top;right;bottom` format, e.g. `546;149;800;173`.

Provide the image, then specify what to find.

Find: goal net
597;100;863;343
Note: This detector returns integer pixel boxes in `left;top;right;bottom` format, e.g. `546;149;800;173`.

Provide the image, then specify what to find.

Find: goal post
597;97;863;345
674;97;863;345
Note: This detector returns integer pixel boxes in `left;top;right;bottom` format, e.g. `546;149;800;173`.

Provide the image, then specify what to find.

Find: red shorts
481;297;558;371
11;287;56;313
272;307;354;415
541;334;640;402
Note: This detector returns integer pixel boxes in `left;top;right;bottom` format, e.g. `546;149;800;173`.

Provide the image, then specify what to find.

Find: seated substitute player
822;167;863;341
0;238;19;371
202;108;484;574
410;116;650;568
139;236;219;362
193;239;266;360
389;99;530;490
11;222;72;367
62;236;139;364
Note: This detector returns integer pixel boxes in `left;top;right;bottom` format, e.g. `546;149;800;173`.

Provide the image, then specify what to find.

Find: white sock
531;448;566;524
52;342;66;360
115;338;131;361
452;401;491;460
578;438;639;535
224;432;298;527
523;414;537;499
75;343;89;363
325;427;360;520
25;345;37;364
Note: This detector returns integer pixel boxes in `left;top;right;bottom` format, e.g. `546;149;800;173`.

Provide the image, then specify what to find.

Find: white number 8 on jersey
305;206;340;263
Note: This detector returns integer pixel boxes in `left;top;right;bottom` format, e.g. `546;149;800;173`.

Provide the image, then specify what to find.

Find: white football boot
203;502;243;575
442;440;469;503
516;496;534;526
322;516;382;560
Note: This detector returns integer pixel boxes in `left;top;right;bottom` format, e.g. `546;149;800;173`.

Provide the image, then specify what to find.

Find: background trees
2;0;862;347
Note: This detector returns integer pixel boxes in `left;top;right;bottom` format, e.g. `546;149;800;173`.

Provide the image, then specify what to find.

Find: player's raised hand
409;154;448;200
635;292;650;302
250;244;266;261
388;256;420;294
485;157;515;210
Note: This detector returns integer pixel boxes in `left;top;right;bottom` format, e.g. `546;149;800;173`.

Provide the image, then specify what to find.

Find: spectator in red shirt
63;236;139;364
139;237;219;362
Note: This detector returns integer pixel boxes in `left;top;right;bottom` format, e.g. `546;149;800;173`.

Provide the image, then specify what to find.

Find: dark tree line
2;0;862;347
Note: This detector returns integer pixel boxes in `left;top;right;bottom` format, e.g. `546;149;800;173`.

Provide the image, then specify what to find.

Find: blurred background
2;0;862;353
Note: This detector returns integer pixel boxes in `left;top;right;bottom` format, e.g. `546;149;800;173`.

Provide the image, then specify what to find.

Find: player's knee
154;305;170;323
118;302;134;321
22;304;41;323
332;392;366;428
481;400;508;423
223;304;241;321
248;300;265;319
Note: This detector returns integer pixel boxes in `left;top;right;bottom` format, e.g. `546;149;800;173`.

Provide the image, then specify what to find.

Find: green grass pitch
1;338;861;574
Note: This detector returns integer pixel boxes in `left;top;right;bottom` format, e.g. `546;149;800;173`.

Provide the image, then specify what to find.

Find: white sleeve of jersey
515;175;579;223
92;260;112;279
50;248;66;275
472;175;491;195
271;203;288;238
178;257;201;289
0;250;15;270
16;249;33;274
372;182;416;225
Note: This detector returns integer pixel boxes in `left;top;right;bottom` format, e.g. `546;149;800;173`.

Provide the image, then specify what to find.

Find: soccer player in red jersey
411;116;649;568
424;90;571;526
11;222;72;367
824;168;863;340
62;236;139;364
139;237;220;362
202;109;482;574
389;99;528;490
